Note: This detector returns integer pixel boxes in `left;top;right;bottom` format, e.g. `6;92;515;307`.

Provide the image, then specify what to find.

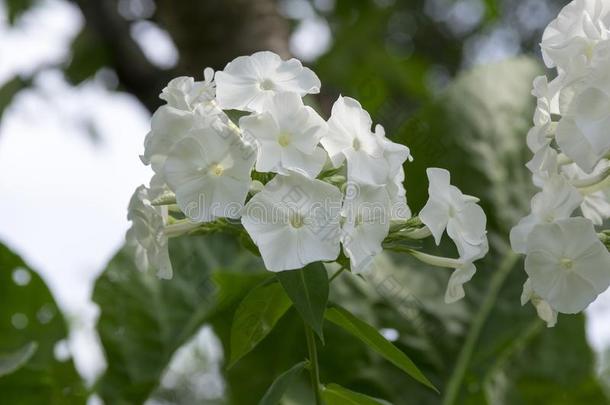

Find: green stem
442;251;519;405
305;324;322;405
329;266;346;283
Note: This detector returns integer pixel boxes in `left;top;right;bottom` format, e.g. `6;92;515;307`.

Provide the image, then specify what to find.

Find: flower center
278;133;291;147
559;257;574;270
289;212;305;229
209;163;224;177
544;212;555;223
259;79;275;91
352;137;361;151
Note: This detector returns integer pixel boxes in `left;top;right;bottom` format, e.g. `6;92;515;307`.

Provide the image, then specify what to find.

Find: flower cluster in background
126;51;489;303
512;0;610;326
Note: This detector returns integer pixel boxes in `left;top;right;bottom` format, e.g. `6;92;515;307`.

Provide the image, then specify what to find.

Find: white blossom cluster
126;51;488;303
511;0;610;327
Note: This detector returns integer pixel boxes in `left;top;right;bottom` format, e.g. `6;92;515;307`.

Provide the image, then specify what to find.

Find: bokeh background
1;0;610;404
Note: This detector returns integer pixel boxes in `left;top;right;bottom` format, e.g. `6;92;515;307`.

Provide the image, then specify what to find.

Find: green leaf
0;342;37;377
259;361;307;405
229;281;292;367
64;27;111;85
322;383;389;405
93;233;268;404
0;77;29;122
276;262;329;340
325;306;437;392
5;0;35;24
0;242;86;403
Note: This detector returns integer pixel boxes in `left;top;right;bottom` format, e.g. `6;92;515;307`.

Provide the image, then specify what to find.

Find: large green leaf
276;263;329;340
0;242;86;403
229;281;292;367
93;234;268;404
259;361;307;405
322;383;389;405
325;305;437;392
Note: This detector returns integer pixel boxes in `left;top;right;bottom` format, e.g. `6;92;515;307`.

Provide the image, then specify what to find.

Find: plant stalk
442;251;519;405
305;324;323;405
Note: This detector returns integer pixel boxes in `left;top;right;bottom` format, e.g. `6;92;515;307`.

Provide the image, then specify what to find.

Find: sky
0;0;609;388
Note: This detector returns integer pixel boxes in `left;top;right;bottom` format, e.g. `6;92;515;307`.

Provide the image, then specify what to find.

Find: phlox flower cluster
126;51;488;303
512;0;610;326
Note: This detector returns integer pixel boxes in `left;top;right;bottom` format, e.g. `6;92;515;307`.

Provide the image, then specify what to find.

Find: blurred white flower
445;262;477;304
241;173;342;271
239;92;327;178
341;183;390;273
525;217;610;314
215;51;321;112
126;185;172;279
420;168;488;261
163;122;256;222
510;176;582;254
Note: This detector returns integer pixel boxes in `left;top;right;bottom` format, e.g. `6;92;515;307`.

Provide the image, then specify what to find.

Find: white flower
521;279;558;328
561;160;610;224
126;185;172;279
387;169;412;220
556;77;610;173
510;176;582;254
321;96;391;185
239;92;327;178
163;121;256;222
160;68;216;111
215;51;321;112
341;183;391;273
419;168;488;261
241;173;342;271
445;262;476;304
541;0;610;70
525;217;610;314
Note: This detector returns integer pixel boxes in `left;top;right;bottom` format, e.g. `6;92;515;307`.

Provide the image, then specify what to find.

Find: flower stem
305;324;322;405
329;266;346;283
441;251;519;405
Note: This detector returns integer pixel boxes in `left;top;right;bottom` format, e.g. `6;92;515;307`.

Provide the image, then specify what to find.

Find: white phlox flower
524;217;610;314
163;121;256;222
160;68;216;112
420;168;488;262
341;183;391;274
215;51;321;112
241;173;342;272
239;92;327;178
510;176;583;254
126;185;173;279
520;278;558;327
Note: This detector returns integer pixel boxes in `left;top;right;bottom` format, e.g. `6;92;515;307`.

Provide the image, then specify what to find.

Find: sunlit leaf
322;383;389;405
259;361;307;405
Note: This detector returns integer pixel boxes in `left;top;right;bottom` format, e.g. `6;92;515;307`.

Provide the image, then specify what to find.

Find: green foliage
64;27;111;85
276;262;329;340
229;280;291;367
0;342;37;377
326;305;436;392
5;0;35;24
322;383;389;405
92;234;268;404
0;77;28;122
0;242;86;404
258;361;306;405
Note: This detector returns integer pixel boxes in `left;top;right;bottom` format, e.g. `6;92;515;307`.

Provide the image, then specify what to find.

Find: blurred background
1;0;610;404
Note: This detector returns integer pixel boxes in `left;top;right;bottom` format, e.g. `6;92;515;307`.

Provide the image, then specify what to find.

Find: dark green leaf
276;262;329;340
0;76;29;122
0;242;86;403
326;306;437;392
229;281;292;367
0;342;37;377
259;361;307;405
93;233;268;404
64;28;111;85
322;383;389;405
5;0;35;24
